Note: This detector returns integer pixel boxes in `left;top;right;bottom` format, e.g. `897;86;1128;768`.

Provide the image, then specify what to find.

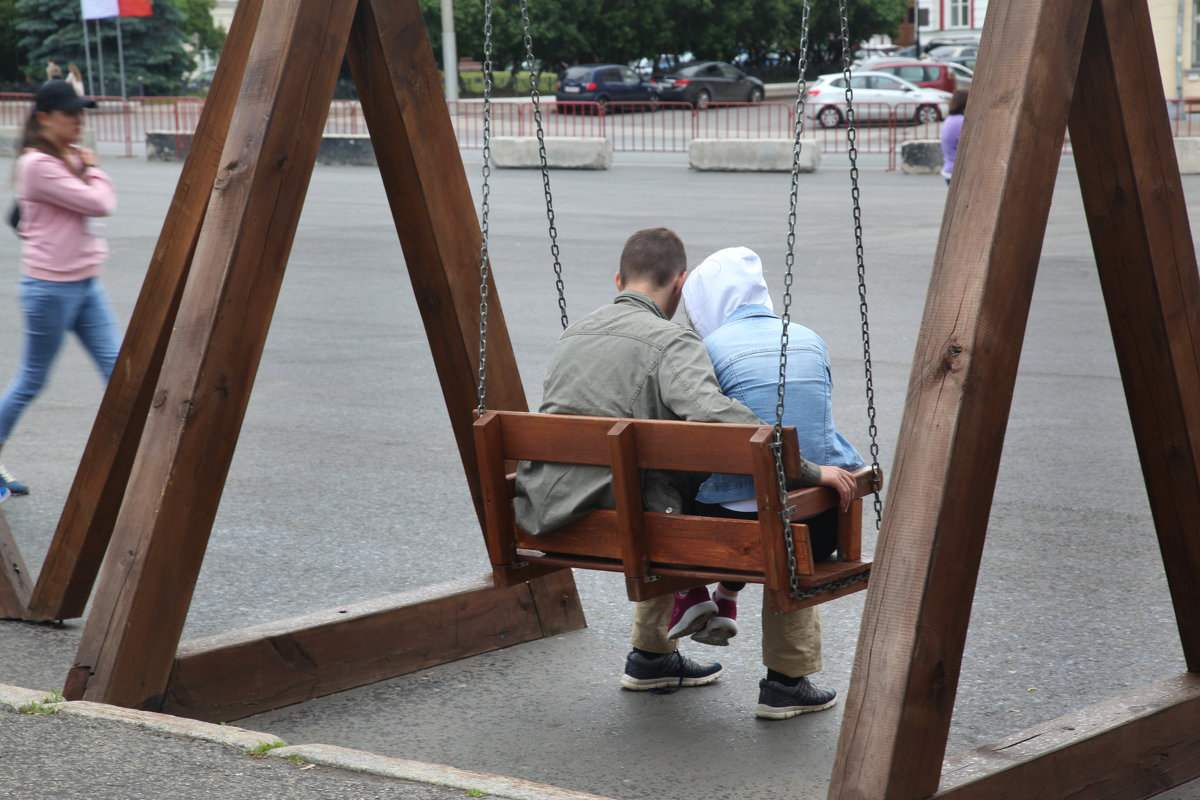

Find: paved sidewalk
1;683;614;800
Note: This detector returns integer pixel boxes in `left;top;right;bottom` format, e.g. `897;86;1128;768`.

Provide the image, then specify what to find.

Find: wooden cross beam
27;0;582;713
828;0;1200;797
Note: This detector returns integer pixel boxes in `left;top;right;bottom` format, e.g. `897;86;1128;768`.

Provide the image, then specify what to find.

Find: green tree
419;0;906;78
15;0;192;95
0;0;24;84
169;0;225;56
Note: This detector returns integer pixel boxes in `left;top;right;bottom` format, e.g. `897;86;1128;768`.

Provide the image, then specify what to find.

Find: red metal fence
5;92;1200;168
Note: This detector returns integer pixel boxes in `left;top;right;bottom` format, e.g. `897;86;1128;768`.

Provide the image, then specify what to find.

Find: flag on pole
81;0;152;20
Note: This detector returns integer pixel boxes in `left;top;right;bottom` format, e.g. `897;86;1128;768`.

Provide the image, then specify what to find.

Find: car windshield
563;67;593;81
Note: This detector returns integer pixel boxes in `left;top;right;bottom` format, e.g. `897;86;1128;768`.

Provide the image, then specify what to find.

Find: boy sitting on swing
514;228;856;718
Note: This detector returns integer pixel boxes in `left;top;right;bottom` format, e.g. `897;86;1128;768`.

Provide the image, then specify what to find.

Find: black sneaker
0;465;28;496
755;677;838;719
620;650;724;691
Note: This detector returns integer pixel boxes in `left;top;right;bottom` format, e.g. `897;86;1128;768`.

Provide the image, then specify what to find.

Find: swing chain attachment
476;0;496;414
775;0;813;599
518;0;569;330
839;0;884;530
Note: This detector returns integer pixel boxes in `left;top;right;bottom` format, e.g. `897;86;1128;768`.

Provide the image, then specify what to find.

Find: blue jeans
0;276;121;443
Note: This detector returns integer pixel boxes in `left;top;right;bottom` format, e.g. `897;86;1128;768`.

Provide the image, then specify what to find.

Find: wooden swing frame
0;0;1193;797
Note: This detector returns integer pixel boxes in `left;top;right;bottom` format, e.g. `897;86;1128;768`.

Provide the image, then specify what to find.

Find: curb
1;683;615;800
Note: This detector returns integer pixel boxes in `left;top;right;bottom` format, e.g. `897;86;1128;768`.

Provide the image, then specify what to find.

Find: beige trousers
629;589;822;678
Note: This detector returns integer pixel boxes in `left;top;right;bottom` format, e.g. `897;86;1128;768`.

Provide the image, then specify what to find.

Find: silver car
803;72;952;128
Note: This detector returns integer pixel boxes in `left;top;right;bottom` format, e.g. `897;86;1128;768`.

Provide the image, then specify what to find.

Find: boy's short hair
619;227;687;288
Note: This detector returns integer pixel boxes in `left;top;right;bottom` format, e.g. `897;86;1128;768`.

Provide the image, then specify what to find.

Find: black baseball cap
35;80;96;113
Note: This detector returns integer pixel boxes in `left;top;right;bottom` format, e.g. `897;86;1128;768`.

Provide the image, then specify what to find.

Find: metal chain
774;0;813;599
476;0;495;413
790;569;870;602
839;0;883;530
518;0;568;329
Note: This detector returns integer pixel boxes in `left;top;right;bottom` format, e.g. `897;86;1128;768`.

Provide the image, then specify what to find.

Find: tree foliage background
419;0;907;77
0;0;224;93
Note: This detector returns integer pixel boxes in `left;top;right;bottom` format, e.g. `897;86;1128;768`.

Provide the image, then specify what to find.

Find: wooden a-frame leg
827;0;1096;797
22;0;265;622
65;0;360;709
0;511;32;619
346;0;581;608
1069;0;1200;669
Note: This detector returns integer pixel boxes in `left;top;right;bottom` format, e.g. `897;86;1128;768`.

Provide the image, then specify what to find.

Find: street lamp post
442;0;458;101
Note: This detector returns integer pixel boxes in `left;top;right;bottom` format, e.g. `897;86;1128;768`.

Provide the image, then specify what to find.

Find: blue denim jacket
695;305;865;504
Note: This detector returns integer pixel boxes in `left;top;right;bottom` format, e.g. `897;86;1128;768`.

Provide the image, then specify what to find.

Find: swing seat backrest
474;410;876;614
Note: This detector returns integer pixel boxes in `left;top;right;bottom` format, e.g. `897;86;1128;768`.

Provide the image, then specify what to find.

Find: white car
803;72;951;128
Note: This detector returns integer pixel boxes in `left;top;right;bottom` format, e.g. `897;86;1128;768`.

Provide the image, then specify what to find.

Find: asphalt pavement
0;144;1198;800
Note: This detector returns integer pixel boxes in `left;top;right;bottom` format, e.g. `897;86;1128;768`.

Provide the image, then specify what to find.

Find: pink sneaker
667;587;718;640
692;593;738;646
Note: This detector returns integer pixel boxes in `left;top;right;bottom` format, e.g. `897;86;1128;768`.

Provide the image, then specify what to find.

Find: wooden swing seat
474;410;879;614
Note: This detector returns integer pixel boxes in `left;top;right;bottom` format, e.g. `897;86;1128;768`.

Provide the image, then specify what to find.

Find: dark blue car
555;64;660;112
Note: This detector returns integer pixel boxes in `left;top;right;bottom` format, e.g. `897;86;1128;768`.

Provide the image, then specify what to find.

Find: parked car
927;44;979;65
655;61;765;108
555;64;661;111
945;62;973;89
804;72;951;127
865;59;958;93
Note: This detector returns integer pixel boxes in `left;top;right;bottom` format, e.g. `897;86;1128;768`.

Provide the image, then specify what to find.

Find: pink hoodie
15;149;117;282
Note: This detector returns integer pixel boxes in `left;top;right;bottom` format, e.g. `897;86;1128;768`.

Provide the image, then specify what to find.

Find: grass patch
245;740;288;757
18;690;65;715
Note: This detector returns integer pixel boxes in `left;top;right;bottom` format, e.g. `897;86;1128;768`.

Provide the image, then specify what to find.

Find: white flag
81;0;120;20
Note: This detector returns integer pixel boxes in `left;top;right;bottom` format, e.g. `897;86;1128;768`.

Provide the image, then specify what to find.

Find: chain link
789;569;870;602
475;0;495;414
839;0;884;531
774;0;813;598
518;0;568;329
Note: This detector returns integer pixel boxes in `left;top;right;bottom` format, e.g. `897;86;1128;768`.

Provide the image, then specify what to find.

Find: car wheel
695;89;711;110
817;105;841;128
748;86;764;103
915;104;939;124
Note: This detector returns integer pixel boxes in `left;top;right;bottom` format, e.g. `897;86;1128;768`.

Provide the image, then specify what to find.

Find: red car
865;59;957;94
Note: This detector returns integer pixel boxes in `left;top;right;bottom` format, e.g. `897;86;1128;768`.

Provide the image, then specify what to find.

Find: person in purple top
940;89;969;185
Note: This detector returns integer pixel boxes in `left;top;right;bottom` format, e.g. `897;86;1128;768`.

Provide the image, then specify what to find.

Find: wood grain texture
937;674;1200;800
828;0;1095;796
69;0;359;709
24;0;265;622
163;577;547;722
1069;0;1200;669
346;0;528;530
0;512;32;619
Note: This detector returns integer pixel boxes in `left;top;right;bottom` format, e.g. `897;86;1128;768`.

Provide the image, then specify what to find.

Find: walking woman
0;80;121;499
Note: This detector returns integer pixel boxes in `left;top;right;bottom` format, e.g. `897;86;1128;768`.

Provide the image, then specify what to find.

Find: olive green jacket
513;290;821;535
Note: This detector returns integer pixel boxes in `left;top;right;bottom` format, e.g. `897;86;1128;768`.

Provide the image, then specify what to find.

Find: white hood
682;246;773;339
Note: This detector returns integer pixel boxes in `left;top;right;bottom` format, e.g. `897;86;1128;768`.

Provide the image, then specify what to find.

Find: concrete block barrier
1174;137;1200;173
900;139;943;174
688;138;819;172
146;130;194;161
317;134;377;166
492;136;612;170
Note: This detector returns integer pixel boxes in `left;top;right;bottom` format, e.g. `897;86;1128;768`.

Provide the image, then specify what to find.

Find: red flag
81;0;153;20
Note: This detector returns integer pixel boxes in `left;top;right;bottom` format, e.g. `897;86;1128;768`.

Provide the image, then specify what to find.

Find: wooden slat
67;0;360;710
162;576;559;722
0;512;32;620
490;411;807;477
838;497;863;563
24;0;265;622
347;0;528;530
608;422;652;596
936;674;1200;800
828;0;1095;796
1069;0;1200;669
524;567;587;636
